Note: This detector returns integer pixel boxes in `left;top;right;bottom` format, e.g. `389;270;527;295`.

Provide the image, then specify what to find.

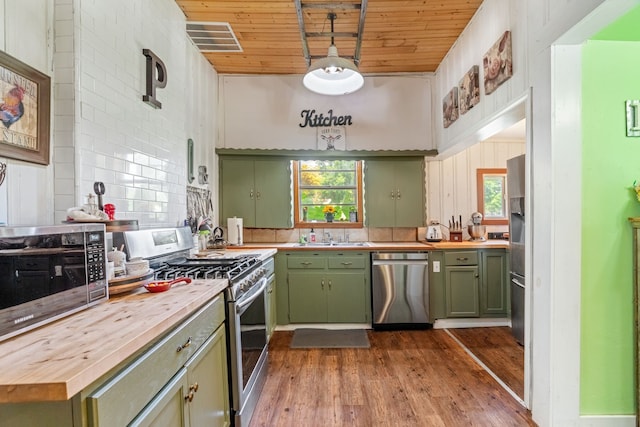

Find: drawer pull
301;261;312;266
177;336;192;353
341;262;353;266
456;257;468;261
185;382;199;402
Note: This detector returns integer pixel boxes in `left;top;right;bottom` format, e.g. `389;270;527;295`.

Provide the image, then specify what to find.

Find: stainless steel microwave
0;224;108;341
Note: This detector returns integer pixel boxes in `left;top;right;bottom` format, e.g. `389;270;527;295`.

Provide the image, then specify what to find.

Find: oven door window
239;290;267;388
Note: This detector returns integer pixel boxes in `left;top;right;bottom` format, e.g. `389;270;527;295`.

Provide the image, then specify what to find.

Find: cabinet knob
390;191;395;199
185;390;195;403
176;336;192;353
328;279;332;290
396;189;401;199
256;191;261;199
321;279;325;290
250;189;254;199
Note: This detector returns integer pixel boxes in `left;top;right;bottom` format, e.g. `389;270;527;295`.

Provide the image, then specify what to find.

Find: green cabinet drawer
327;256;365;269
444;251;478;266
87;295;225;427
286;256;326;269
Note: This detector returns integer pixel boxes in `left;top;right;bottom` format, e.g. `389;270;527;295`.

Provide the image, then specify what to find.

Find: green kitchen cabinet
284;251;369;323
289;271;328;322
479;249;509;316
436;249;509;319
220;158;291;228
364;159;425;227
130;326;229;427
2;295;230;427
445;265;480;317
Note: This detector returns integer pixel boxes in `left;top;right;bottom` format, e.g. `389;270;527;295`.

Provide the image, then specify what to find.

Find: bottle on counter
310;228;316;243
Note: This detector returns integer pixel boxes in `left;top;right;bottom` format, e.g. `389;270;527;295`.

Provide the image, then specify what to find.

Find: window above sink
293;160;363;229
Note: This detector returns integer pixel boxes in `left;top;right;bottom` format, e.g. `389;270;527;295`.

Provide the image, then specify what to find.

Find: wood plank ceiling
174;0;483;75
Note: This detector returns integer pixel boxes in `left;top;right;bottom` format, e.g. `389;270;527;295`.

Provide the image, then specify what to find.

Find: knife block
450;231;463;242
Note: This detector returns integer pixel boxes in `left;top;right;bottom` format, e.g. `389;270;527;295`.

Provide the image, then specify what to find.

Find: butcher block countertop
0;278;227;404
224;240;509;251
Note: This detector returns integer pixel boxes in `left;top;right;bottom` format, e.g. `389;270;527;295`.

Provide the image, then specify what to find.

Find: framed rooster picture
0;50;50;165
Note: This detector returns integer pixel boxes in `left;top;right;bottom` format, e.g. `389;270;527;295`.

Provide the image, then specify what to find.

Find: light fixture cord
328;13;336;45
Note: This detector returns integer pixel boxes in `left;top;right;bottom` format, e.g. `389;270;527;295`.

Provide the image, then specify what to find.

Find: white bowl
125;258;149;277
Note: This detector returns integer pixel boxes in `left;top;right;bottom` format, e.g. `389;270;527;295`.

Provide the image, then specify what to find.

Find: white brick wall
51;0;218;227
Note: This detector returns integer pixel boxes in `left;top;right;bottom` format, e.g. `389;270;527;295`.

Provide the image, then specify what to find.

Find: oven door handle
236;277;268;312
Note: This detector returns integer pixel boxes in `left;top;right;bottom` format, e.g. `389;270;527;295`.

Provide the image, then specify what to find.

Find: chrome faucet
325;232;332;244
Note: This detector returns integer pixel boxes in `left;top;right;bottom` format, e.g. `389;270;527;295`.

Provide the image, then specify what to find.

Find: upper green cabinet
220;158;292;228
364;159;425;227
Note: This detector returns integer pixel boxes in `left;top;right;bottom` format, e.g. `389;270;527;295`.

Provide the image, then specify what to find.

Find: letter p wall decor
142;49;167;109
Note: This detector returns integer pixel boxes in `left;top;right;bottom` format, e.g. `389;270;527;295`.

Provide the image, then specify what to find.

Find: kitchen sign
299;109;353;128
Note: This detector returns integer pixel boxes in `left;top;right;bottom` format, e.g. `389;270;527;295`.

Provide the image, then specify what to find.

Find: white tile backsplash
49;0;218;228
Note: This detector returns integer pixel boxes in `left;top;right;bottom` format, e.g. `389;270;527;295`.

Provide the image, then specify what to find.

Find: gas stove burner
152;254;263;296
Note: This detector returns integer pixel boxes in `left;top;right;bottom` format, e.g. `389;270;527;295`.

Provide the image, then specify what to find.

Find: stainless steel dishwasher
371;252;430;330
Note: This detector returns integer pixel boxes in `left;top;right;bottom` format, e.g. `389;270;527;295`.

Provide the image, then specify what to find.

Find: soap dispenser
309;228;316;243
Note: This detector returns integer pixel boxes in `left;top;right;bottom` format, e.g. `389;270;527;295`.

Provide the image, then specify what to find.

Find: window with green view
293;160;363;227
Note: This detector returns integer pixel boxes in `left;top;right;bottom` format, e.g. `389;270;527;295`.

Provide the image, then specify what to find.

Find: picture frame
442;87;459;128
0;50;51;165
459;65;480;115
483;31;513;95
317;126;346;150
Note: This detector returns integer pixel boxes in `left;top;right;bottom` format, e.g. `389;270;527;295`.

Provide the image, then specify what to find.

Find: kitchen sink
295;242;370;247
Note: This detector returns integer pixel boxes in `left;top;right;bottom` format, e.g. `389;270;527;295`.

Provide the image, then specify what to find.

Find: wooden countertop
0;279;227;404
224;241;509;251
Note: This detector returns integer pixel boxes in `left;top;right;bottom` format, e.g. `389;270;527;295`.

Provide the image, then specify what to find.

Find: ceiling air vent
186;22;242;52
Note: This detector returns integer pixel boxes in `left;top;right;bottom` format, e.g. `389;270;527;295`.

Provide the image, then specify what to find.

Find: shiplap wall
426;137;525;235
435;0;527;156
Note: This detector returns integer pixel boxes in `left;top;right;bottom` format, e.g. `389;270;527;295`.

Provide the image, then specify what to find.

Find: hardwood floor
447;327;525;400
250;329;536;427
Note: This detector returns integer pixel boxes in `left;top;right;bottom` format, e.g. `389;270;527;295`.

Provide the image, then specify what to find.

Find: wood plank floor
249;329;536;427
447;327;525;400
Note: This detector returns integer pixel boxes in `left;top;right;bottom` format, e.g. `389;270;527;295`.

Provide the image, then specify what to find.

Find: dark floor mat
290;328;370;348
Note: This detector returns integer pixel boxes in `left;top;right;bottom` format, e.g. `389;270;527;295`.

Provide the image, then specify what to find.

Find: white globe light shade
303;45;364;96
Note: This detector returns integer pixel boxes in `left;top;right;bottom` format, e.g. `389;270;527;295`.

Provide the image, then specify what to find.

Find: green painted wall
580;40;640;414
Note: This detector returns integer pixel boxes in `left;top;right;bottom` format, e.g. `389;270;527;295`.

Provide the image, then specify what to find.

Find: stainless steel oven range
120;226;268;427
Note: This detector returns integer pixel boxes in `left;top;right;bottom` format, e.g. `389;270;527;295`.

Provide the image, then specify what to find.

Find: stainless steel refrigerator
507;154;525;345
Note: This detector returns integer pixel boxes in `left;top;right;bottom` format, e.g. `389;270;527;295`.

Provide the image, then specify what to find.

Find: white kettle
426;220;443;242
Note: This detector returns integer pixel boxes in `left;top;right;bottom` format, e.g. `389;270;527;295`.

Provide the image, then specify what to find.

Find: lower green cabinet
284;251;370;324
480;250;509;316
434;248;509;320
2;295;230;427
445;265;480;317
288;271;367;323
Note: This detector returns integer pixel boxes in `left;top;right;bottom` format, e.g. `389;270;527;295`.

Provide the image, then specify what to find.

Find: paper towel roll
227;217;243;246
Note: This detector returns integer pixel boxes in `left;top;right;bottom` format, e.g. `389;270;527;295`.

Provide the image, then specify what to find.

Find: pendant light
303;13;364;96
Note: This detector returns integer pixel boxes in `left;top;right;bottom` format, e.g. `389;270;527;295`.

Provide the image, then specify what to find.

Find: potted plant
323;205;336;222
